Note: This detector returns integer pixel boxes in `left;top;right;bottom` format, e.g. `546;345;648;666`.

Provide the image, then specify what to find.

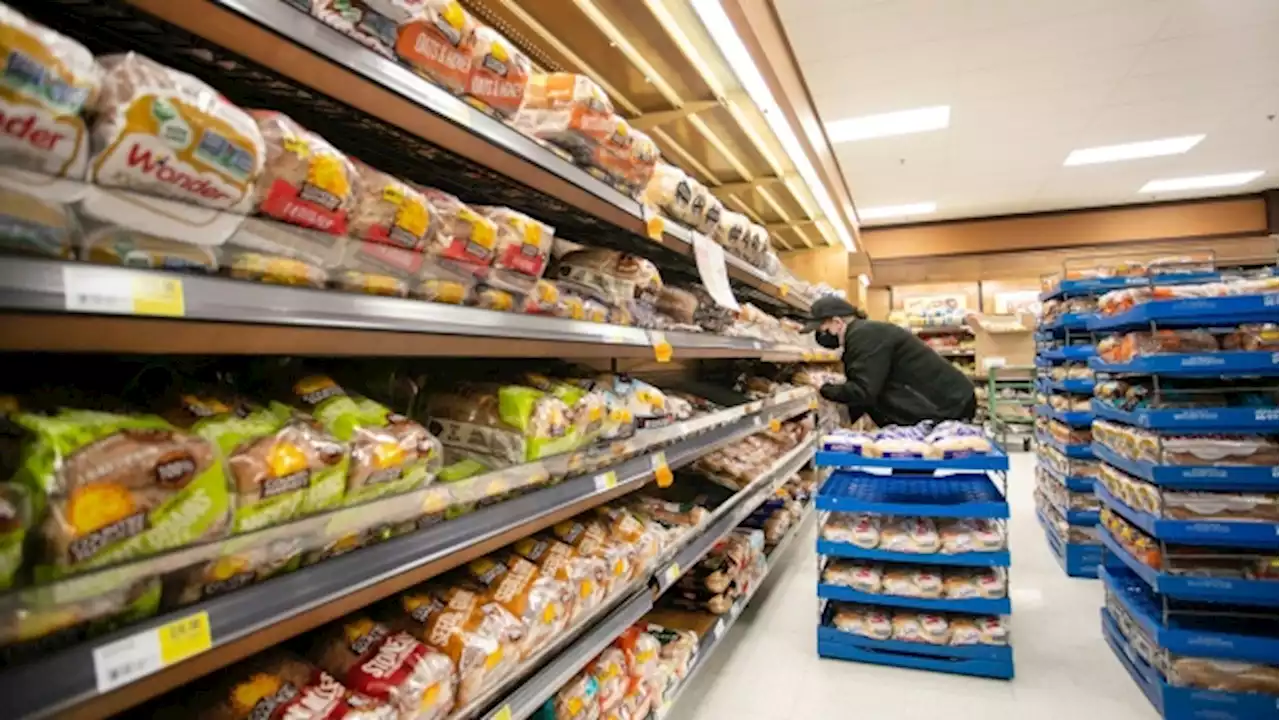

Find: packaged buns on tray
0;5;100;178
5;403;232;579
395;0;477;95
251;111;359;235
513;534;605;623
463;553;568;659
467;26;531;119
305;615;456;719
90;53;265;212
188;651;398;719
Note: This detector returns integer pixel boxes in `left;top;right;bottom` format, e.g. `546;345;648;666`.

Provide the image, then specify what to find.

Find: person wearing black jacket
804;296;977;426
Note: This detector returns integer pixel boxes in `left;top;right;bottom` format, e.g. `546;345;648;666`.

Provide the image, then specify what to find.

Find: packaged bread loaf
189;650;398;720
0;180;81;259
512;535;598;622
466;26;531;119
390;584;519;705
551;517;633;595
417;187;499;267
6;405;231;578
251;111;359;235
0;482;30;590
348;161;439;252
589;646;629;712
425;383;577;465
90;53;264;211
166;536;302;606
0;5;99;178
479;206;554;285
306;615;457;719
464;553;567;659
512;73;614;165
395;0;477;95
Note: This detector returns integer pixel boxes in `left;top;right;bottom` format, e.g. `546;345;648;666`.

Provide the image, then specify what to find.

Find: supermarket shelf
653;436;817;594
1036;460;1095;493
1095;484;1278;549
1040;313;1090;332
1040;272;1221;301
1087;294;1278;332
814;449;1009;473
1036;487;1098;527
1091;400;1279;432
1033;405;1093;428
911;325;973;335
1036;510;1101;579
817;624;1014;680
1102;609;1274;720
816;584;1011;614
1091;442;1278;492
816;472;1009;519
933;348;976;357
0;390;815;720
758;348;842;363
1090;351;1279;377
1102;567;1277;664
1100;531;1277;607
817;540;1011;568
1039;345;1097;362
1035;433;1094;460
1040;378;1096;394
654;504;815;720
0;258;794;359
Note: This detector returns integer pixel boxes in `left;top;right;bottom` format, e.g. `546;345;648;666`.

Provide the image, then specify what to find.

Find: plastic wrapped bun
0;5;100;178
90;53;265;211
349;161;439;252
643;162;696;225
467;25;531;119
191;651;398;720
251;111;359;235
395;0;478;95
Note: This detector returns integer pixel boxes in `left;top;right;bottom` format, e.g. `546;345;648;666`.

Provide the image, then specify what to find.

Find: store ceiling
776;0;1279;226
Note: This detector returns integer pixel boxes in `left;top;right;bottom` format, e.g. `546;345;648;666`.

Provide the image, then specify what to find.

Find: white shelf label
712;618;726;639
64;266;185;317
93;631;162;693
691;232;739;311
594;471;618;492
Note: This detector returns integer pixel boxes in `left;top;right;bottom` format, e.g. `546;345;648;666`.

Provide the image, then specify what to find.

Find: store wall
865;287;890;321
780;246;849;290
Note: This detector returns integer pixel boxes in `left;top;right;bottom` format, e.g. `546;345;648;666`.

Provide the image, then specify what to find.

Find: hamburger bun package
187;650;397;719
0;4;100;178
90;53;265;212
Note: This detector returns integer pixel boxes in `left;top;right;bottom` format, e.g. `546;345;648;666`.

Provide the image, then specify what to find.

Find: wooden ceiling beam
629;101;721;128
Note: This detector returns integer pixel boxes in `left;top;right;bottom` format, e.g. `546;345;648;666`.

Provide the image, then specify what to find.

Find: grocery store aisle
667;453;1155;720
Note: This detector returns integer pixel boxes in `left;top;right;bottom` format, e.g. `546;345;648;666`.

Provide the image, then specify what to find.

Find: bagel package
90;53;264;212
0;5;99;178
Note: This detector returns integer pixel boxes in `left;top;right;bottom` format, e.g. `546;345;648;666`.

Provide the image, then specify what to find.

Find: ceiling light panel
858;202;937;221
827;105;951;143
1063;135;1205;166
1139;171;1265;193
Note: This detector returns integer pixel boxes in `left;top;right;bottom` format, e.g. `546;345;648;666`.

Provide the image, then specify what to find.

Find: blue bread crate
1100;531;1277;607
817;540;1010;568
1044;377;1096;393
814;448;1009;473
1036;433;1094;460
817;472;1009;518
1091;399;1279;432
1092;442;1278;492
1090;351;1278;378
1040;345;1097;361
1088;293;1278;332
816;584;1012;615
817;625;1014;680
1096;483;1278;549
1042;272;1221;301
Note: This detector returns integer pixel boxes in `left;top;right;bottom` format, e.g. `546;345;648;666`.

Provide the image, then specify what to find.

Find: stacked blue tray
1034;278;1101;578
815;450;1013;680
1091;286;1279;719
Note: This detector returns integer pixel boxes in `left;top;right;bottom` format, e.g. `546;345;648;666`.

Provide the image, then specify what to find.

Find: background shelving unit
1090;281;1279;720
814;450;1014;680
985;366;1036;452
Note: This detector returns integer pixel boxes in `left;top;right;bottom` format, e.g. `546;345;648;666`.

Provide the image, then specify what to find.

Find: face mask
815;329;841;349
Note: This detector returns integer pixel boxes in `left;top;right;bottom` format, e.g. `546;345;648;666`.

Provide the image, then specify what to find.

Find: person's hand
820;383;844;402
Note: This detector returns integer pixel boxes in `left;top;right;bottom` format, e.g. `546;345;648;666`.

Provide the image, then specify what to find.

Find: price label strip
490;705;513;720
594;470;618;492
663;562;681;587
64;266;186;317
769;417;782;432
648;330;673;363
642;205;665;240
93;611;212;693
651;451;674;488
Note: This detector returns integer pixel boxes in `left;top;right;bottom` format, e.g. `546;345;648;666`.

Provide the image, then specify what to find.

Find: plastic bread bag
948;617;982;646
890;612;932;644
426;383;577;465
223;217;343;289
250;111;359;234
551;518;632;596
414;256;480;304
466;25;531;119
0;574;161;662
394;0;477;95
276;374;440;506
418;187;500;268
348;161;439;253
1166;656;1280;694
0;5;100;179
519;373;608;447
642;162;697;225
478;206;554;286
164;536;302;607
511;535;588;621
189;650;400;719
880;516;940;554
512;74;614;165
589;646;629;713
546;670;602;720
387;584;517;706
310;0;399;60
975;615;1009;645
823;560;881;593
884;567;943;598
711;210;750;258
0;177;83;259
858;607;893;640
305;615;457;720
641;623;697;679
465;554;567;659
553;249;642;308
4;402;232;579
623;496;708;531
89;53;263;211
615;625;661;689
610;377;671;430
624;129;658;196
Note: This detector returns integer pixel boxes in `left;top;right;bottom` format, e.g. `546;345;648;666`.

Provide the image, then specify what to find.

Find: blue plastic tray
1088;293;1279;332
814;448;1009;472
1041;312;1091;332
1035;433;1094;460
1066;508;1100;526
816;584;1012;614
1101;609;1276;720
1091;399;1279;432
1090;351;1278;378
817;626;1014;680
1036;460;1095;493
817;472;1009;518
1096;483;1278;549
1099;531;1278;607
1092;442;1279;492
817;540;1011;568
1102;566;1278;664
1040;345;1097;362
1041;272;1222;301
1037;509;1101;579
1042;377;1096;393
1033;404;1093;427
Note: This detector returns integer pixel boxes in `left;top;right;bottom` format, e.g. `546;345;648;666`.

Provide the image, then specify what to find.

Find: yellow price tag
649;331;673;363
422;488;449;514
133;275;185;317
157;611;211;665
491;706;513;720
809;397;819;410
779;283;790;299
642;205;665;240
769;418;782;432
652;451;673;488
663;563;681;585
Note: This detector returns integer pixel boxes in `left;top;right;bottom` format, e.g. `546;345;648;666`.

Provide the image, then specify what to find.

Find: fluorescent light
1139;171;1265;193
858;202;937;221
1064;135;1204;166
691;0;857;251
858;273;871;287
827;106;951;143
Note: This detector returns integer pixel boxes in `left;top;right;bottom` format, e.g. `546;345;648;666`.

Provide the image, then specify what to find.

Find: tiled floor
667;452;1156;720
